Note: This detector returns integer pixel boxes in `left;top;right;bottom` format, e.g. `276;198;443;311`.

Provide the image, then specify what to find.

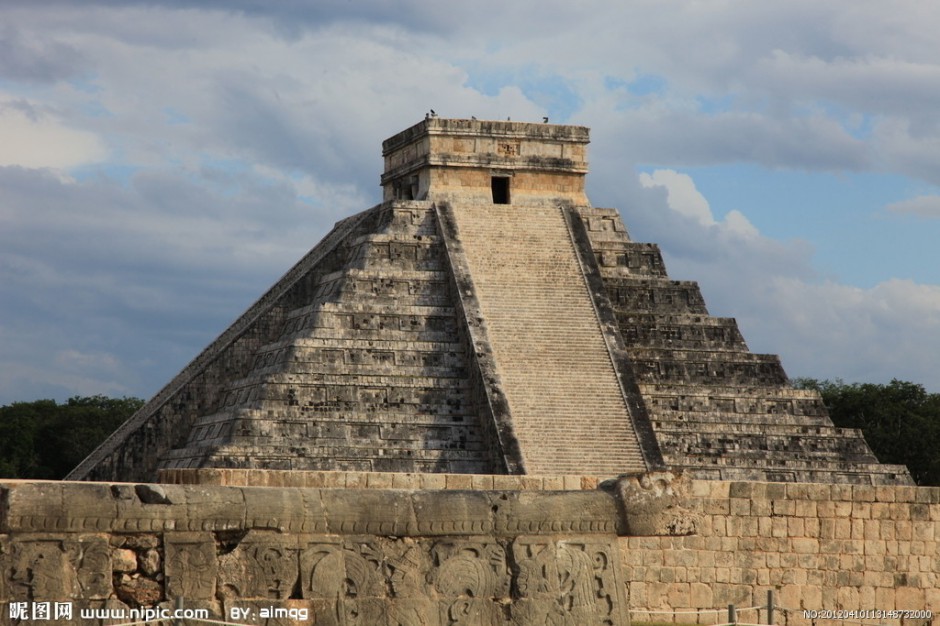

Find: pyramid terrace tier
631;351;789;386
616;314;749;351
637;383;830;418
604;277;711;315
657;430;880;462
678;459;914;484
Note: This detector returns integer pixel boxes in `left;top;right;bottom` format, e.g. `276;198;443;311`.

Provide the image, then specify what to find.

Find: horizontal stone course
1;479;619;536
622;479;940;625
157;468;603;490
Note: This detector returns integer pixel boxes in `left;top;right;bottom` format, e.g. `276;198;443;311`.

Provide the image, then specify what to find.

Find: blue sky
2;0;940;404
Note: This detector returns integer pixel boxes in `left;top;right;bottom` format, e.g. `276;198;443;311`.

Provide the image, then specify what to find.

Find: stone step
242;361;470;380
449;202;648;475
165;442;494;464
289;300;458;318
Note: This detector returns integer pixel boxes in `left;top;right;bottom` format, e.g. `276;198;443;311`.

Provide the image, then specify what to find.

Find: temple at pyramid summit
69;117;912;485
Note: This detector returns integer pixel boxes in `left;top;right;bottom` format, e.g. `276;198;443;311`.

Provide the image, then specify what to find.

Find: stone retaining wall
0;479;629;625
2;475;938;625
622;480;940;625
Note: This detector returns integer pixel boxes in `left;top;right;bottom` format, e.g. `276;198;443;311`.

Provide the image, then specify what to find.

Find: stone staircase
574;207;913;484
446;203;648;475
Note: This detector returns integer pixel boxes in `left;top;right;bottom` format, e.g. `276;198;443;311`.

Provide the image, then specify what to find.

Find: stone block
708;482;731;499
852;501;872;519
794;500;817;517
323;489;416;535
913;521;935;540
443;473;473;490
750;499;772;516
3;482;117;532
831;484;853;500
614;472;700;536
111;548;137;573
182;485;245;531
896;586;926;610
772;499;795;516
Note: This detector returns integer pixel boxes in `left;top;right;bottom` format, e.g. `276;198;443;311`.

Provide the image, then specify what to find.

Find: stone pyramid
69;118;912;485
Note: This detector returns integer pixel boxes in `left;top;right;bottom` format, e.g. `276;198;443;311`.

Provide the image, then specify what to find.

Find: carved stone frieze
218;532;299;600
611;471;700;536
165;533;217;601
9;540;79;601
512;536;626;625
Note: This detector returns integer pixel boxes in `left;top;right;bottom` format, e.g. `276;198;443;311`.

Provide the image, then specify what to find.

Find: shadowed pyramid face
69;118;911;486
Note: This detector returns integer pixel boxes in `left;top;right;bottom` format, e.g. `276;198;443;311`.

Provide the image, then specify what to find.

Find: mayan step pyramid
69;117;912;485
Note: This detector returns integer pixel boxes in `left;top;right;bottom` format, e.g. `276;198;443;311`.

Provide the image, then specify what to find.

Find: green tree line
1;382;938;485
0;395;143;479
794;378;940;486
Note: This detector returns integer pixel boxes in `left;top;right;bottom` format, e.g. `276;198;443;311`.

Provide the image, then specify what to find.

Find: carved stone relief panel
511;536;626;625
300;537;386;625
63;536;112;600
9;539;80;601
165;533;218;601
430;538;510;626
218;532;299;600
385;539;435;625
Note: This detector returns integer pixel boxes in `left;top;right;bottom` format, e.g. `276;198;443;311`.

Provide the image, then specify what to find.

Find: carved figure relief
247;545;298;599
386;542;435;626
165;536;217;601
512;538;621;625
301;540;385;626
10;541;78;601
430;540;509;626
64;537;112;599
219;539;299;600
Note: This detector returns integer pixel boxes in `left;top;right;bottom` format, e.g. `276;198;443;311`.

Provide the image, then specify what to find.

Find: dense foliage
793;378;940;486
0;395;143;479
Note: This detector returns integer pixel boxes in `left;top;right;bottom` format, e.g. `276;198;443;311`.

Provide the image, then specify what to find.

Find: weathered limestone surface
573;206;912;485
3;476;939;625
158;467;606;490
441;201;649;475
381;117;590;205
1;479;630;625
622;478;940;625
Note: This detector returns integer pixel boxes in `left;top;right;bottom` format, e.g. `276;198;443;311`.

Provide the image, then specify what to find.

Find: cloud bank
2;1;940;403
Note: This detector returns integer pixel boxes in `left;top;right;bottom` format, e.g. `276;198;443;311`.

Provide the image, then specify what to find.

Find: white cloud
0;98;108;168
637;168;759;239
745;277;940;385
639;169;714;226
622;168;940;389
3;0;940;402
885;195;940;217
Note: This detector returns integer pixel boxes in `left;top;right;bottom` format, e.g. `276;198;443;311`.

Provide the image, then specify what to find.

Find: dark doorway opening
491;176;510;204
